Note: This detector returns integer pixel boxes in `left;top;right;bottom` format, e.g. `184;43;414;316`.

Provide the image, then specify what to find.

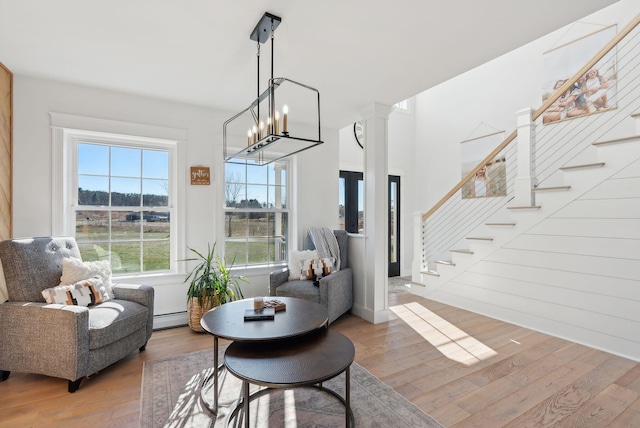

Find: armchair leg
0;371;9;382
139;342;148;352
68;378;82;393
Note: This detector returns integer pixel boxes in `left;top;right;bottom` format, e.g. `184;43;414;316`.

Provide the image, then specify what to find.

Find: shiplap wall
423;141;640;360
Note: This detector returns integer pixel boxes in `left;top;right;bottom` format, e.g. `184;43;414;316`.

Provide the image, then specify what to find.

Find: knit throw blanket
308;227;341;271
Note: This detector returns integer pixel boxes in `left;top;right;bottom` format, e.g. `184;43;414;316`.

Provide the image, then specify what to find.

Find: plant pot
187;295;218;333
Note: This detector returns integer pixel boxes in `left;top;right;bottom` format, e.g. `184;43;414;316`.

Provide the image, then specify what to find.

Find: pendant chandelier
223;12;323;166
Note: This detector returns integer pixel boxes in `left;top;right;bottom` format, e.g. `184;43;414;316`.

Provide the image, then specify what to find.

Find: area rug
388;276;418;294
140;347;443;427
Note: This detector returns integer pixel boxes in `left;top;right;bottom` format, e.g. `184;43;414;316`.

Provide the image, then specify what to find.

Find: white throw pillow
60;258;114;301
287;250;318;281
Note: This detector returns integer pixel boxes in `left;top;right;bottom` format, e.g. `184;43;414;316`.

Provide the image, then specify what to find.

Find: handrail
421;12;640;223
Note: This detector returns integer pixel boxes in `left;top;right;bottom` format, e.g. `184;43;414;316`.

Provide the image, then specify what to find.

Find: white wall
12;76;339;324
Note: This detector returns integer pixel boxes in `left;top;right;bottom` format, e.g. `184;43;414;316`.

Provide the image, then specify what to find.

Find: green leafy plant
182;243;246;306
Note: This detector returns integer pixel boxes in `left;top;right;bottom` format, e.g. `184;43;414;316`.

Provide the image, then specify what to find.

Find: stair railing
418;12;640;274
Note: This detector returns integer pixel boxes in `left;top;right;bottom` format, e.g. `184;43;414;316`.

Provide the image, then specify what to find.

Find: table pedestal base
226;380;354;428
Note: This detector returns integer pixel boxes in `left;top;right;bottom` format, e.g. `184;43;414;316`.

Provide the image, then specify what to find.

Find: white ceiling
0;0;618;129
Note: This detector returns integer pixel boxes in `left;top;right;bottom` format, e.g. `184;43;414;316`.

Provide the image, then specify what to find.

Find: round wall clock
353;121;364;149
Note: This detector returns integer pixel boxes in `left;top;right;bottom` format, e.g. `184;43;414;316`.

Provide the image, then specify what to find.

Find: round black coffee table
200;297;329;413
224;328;355;427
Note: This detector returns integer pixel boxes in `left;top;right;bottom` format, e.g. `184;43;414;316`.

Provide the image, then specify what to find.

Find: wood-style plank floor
1;288;640;427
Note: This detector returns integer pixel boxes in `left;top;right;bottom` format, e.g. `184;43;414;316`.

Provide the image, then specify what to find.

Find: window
339;170;363;234
74;141;172;273
52;114;184;278
224;160;288;266
394;99;409;112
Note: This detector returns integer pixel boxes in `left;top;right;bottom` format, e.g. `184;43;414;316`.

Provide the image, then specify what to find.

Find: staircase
413;131;640;361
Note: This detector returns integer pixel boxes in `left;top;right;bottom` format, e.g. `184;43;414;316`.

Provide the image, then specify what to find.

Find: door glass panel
390;181;398;263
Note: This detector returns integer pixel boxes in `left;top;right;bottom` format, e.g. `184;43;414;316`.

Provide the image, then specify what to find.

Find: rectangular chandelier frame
223;12;323;166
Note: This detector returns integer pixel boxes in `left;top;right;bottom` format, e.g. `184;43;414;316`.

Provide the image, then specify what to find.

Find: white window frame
51;113;187;278
393;98;411;114
223;159;290;268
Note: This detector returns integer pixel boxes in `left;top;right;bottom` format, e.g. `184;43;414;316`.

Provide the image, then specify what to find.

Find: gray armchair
0;237;154;392
269;230;353;324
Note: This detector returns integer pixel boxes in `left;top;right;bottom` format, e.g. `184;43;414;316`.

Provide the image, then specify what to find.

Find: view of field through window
224;160;288;266
75;142;171;273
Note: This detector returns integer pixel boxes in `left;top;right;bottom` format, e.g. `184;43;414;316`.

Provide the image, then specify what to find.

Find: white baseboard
351;304;389;324
153;312;188;330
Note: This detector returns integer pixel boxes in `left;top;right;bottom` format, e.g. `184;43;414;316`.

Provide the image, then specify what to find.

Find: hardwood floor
2;289;640;427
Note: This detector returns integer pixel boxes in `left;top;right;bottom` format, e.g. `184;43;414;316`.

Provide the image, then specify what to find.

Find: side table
199;297;329;413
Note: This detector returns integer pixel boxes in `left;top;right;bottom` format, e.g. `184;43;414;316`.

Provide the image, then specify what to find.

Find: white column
514;108;536;206
362;103;392;324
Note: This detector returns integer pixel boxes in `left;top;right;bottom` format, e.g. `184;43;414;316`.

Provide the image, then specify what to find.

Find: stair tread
421;270;440;277
534;186;571;191
450;249;473;254
434;260;455;266
466;236;494;241
485;222;516;226
560;162;605;170
507;205;541;209
593;135;640;146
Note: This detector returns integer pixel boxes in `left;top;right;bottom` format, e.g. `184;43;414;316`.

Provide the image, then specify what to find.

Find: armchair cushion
276;279;321;303
60;257;114;299
287;249;317;280
42;277;107;306
299;257;335;284
88;299;149;349
0;237;81;302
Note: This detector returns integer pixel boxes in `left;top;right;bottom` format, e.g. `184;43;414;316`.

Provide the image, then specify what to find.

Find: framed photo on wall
461;131;507;199
541;24;617;124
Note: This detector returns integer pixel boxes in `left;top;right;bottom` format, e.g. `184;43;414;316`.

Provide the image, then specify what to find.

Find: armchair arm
318;268;353;324
269;268;290;296
0;302;89;381
112;283;154;308
112;283;154;341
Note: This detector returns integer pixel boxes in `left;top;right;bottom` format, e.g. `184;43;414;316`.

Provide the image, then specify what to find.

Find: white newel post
515;108;536;206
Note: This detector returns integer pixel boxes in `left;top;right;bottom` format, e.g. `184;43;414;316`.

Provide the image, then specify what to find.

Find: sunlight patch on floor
389;302;497;365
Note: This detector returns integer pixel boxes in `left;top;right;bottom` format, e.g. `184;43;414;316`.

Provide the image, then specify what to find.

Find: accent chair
0;237;154;392
269;229;353;324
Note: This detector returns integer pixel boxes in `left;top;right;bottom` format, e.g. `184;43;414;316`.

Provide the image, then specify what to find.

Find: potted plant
183;243;247;332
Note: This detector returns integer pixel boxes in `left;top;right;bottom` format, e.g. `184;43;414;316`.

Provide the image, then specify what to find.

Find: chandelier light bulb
282;105;288;133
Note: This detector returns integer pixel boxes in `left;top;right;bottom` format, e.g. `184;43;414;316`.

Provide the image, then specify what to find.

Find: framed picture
190;166;211;185
461;131;507;199
541;25;617;124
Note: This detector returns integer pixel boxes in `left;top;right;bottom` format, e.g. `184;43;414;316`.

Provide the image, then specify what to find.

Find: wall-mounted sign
190;166;210;185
